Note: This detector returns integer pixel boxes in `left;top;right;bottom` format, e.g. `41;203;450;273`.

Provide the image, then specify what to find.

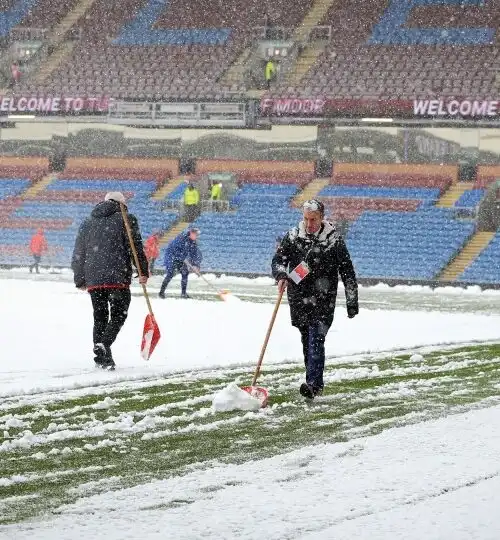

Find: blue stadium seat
0;0;38;38
454;189;485;209
346;208;474;280
160;183;300;274
113;0;230;46
458;233;500;283
368;0;494;45
319;186;441;201
0;176;178;266
167;183;187;200
0;178;31;199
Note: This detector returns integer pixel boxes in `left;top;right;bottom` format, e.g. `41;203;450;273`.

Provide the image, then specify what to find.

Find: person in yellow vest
183;182;200;222
210;182;223;212
265;59;276;89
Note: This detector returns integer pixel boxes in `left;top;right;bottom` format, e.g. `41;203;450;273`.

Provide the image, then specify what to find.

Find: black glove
347;304;358;319
275;272;288;283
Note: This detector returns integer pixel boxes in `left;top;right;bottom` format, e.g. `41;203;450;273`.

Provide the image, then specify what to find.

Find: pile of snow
212;383;262;412
92;397;119;410
219;291;241;303
410;353;425;362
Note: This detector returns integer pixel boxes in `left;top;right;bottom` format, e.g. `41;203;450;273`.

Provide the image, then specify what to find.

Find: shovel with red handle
120;203;161;361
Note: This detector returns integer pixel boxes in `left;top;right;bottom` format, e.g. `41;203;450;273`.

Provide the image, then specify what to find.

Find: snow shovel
185;260;239;302
120;203;161;361
241;288;284;408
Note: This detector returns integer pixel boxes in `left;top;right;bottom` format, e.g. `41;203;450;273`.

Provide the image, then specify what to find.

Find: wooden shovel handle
251;288;284;386
120;203;154;318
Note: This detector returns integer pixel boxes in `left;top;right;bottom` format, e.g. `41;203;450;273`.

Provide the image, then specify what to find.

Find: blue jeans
299;322;329;391
160;260;189;295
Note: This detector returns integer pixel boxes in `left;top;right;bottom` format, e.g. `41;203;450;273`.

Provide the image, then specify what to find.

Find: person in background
159;227;202;299
10;62;21;87
71;192;149;370
144;231;160;275
210;182;223;211
183;182;200;222
265;58;276;89
29;228;48;273
272;199;358;399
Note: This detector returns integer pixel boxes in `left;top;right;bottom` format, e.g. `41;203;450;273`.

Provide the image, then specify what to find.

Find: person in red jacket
29;228;48;274
144;231;160;275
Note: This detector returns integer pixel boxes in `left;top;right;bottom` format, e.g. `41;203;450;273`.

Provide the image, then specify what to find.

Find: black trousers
185;204;199;222
89;288;131;348
298;321;330;391
30;255;41;273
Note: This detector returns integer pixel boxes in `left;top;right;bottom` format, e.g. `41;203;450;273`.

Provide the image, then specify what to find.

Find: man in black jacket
272;199;358;399
72;192;149;370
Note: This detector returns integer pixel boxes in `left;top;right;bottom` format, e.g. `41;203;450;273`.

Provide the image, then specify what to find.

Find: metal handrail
9;27;49;42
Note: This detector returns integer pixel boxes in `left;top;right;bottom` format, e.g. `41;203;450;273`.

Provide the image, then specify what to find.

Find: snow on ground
4;405;500;540
2;277;500;538
2;278;500;397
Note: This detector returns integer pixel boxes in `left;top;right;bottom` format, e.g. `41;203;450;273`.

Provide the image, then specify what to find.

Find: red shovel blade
241;386;269;408
141;314;161;361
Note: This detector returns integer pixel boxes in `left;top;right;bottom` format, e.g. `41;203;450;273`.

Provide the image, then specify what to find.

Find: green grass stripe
1;343;500;524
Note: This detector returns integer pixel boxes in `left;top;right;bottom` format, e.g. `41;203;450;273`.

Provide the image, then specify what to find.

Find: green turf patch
1;342;500;524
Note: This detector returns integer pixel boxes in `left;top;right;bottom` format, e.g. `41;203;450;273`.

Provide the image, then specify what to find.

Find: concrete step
292;178;330;207
36;42;75;83
438;231;495;281
159;221;190;247
22;173;58;199
435;182;474;208
151;176;186;201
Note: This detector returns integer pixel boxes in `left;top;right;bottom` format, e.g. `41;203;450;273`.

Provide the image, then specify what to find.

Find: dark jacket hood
91;200;122;219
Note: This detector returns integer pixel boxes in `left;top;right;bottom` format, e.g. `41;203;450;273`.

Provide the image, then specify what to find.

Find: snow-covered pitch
1;274;500;538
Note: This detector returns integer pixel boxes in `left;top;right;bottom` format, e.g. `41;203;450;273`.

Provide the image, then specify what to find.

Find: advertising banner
0;96;111;114
260;97;500;120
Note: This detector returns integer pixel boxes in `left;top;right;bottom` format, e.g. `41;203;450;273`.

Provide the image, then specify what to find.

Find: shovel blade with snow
141;314;161;361
241;386;269;408
184;260;239;302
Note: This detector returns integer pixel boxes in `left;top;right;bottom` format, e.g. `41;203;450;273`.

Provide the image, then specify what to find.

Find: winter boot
158;291;166;299
300;383;323;399
93;343;115;370
180;292;191;299
93;343;107;366
299;383;315;399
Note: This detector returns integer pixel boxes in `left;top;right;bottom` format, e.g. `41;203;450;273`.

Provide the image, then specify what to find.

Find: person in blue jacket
159;227;202;299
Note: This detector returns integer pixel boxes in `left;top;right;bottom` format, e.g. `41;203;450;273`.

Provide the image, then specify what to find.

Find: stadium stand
273;0;500;99
454;188;485;211
459;233;500;284
16;0;80;31
0;153;495;284
0;0;38;37
6;0;499;99
316;163;456;221
476;165;500;188
61;157;179;181
195;159;315;186
166;182;187;201
346;208;475;280
190;183;301;275
0;157;180;267
330;163;458;188
16;0;311;98
0;156;49;180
